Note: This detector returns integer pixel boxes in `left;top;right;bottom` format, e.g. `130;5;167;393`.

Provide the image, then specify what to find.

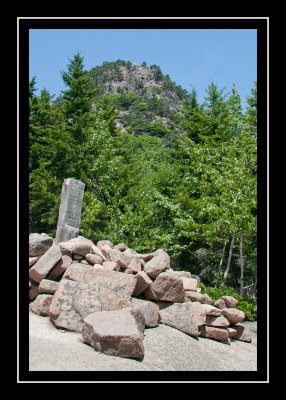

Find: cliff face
90;61;188;113
89;61;190;139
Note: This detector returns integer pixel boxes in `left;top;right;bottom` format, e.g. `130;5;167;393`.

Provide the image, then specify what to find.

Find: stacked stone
29;234;252;359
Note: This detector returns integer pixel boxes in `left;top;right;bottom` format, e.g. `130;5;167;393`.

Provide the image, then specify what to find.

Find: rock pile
29;234;252;359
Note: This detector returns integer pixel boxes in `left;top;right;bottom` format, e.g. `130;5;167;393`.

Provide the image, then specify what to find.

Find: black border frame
19;17;268;382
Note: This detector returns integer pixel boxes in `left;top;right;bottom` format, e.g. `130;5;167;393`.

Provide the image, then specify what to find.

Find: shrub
200;283;257;321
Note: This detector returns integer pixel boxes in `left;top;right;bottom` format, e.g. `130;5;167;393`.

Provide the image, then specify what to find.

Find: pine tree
61;52;96;142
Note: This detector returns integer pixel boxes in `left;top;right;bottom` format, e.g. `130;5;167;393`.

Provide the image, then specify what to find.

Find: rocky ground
29;312;257;371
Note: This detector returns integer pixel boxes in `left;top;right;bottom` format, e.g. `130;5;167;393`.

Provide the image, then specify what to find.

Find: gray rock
159;302;199;337
63;263;136;298
55;178;85;244
49;279;131;332
29;233;53;257
144;272;184;302
82;308;145;359
29;313;257;371
130;298;159;327
29;243;62;283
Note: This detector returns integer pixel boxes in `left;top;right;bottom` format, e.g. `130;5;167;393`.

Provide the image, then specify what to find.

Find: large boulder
159;302;200;337
221;308;245;324
49;279;131;332
133;271;153;296
200;326;229;342
143;249;170;279
59;236;93;257
143;272;184;302
30;294;53;316
29;233;53;257
63;263;136;298
130;298;159;327
39;279;59;295
29;244;62;283
46;255;72;281
82;308;145;359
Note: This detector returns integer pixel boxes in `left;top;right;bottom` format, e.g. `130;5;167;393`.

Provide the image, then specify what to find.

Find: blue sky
29;29;257;108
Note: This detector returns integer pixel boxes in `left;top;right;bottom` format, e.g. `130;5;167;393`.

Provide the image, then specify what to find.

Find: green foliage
200;283;257;320
29;56;257;298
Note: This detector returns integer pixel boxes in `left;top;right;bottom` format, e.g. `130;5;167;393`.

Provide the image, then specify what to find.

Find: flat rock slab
50;279;131;332
63;263;136;297
29;313;257;371
29;244;62;283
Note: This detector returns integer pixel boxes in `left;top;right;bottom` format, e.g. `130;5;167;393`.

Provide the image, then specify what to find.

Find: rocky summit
29;233;252;360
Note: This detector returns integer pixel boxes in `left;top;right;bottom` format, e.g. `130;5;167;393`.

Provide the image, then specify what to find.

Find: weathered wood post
55;178;85;244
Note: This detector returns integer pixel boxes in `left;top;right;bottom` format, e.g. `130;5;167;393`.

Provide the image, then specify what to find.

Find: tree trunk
216;240;227;287
239;232;244;296
223;234;236;281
